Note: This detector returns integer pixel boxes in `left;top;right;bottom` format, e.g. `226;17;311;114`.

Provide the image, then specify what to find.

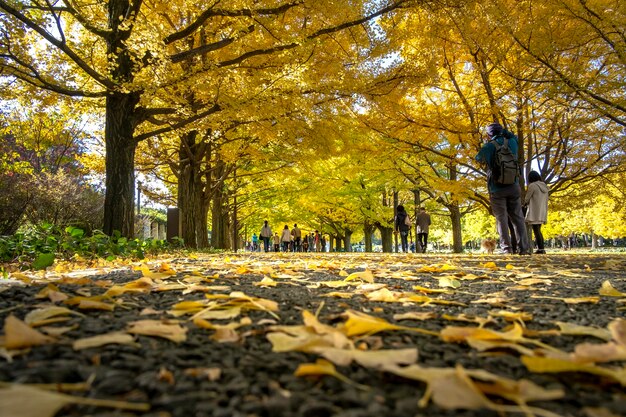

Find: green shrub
0;223;180;269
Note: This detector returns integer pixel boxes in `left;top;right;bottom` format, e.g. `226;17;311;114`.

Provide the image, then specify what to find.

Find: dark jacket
395;211;410;232
475;131;520;193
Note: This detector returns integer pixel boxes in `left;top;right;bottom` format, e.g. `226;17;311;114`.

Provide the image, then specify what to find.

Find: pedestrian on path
394;205;410;253
415;207;431;253
260;220;272;252
273;232;280;252
475;122;530;255
281;225;291;252
291;224;302;252
524;170;549;254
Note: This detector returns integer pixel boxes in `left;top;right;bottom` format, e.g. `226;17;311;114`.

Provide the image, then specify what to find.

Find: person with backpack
475;122;530;255
394;204;411;253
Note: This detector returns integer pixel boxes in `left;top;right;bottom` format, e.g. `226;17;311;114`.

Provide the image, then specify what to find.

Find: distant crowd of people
247;221;326;252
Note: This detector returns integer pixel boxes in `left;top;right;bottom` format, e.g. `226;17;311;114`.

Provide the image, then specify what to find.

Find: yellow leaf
365;288;400;302
522;356;626;386
254;277;278;287
3;315;54;349
440;323;524;344
127;320;187;343
393;312;437;321
341;310;437;337
0;384;149;416
24;306;84;327
294;359;368;390
77;300;115;311
599;280;626;297
609;318;626;346
35;284;68;303
73;332;138;350
191;306;242;321
555;321;611;341
317;347;418;368
344;270;374;283
438;276;461;288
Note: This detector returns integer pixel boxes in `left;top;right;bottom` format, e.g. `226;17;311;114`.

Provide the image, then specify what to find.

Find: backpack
491;138;519;185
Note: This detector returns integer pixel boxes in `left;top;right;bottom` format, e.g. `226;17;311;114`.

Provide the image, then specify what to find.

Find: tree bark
364;221;374;252
449;204;464;253
210;160;230;249
103;92;140;237
178;131;200;248
378;225;393;253
343;228;352;252
334;235;343;252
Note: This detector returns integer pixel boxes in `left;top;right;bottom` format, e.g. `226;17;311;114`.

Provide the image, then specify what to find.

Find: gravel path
0;252;625;417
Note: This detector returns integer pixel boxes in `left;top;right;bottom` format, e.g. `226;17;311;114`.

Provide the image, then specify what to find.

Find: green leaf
32;253;55;270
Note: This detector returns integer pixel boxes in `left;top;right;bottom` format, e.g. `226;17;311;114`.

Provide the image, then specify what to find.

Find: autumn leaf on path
340;310;438;337
24;306;84;327
126;320;187;343
316;347;417;368
441;323;561;354
531;295;601;304
344;270;375;283
73;332;139;350
2;315;54;349
521;355;626;386
267;310;353;353
294;359;369;390
571;319;626;363
599;280;626;297
35;284;68;303
0;384;149;417
555;321;612;341
385;364;564;416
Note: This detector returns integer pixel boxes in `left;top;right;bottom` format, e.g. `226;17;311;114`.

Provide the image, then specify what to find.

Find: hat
486;123;503;137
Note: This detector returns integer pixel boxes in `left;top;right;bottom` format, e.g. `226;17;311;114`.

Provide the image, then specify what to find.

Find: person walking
415;207;431;253
260;220;272;252
273;232;281;252
524;171;549;254
394;205;410;253
302;233;309;252
314;230;321;252
475;122;530;255
291;224;302;252
251;233;259;252
280;225;291;252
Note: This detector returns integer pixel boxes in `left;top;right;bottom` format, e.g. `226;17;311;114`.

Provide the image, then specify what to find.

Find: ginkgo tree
0;0;412;238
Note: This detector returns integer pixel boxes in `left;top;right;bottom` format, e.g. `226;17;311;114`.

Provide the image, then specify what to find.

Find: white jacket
524;181;549;224
280;229;292;242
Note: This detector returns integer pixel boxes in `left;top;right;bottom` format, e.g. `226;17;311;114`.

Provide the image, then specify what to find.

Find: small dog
481;238;497;254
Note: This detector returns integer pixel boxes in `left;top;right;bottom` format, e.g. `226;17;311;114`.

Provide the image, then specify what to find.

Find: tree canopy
1;0;625;250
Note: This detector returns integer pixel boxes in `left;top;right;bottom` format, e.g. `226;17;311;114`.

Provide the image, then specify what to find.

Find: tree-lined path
1;252;625;417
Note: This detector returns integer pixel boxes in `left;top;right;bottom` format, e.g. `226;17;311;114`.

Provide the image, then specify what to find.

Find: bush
0;224;179;270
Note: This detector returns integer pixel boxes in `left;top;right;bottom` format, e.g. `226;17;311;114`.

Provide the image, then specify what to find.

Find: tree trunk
178;132;199;248
103;93;140;237
334;235;343;252
343;228;352;252
364;221;374;252
211;187;230;249
449;204;464;253
378;225;393;253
